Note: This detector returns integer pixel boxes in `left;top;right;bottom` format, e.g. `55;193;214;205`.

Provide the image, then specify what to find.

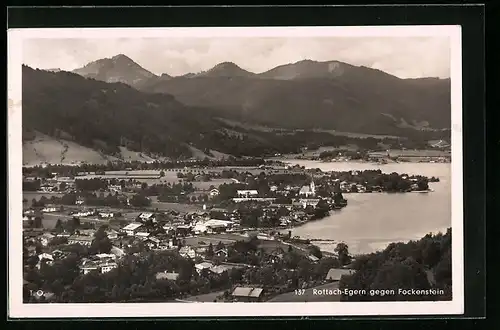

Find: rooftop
155;272;179;281
122;223;143;231
325;268;355;281
232;287;263;298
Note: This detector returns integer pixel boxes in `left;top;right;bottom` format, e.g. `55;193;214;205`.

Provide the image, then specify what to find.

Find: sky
23;36;451;79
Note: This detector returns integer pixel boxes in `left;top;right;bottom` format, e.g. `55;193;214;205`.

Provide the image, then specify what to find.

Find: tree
216;241;225;251
55;219;64;232
309;245;323;259
159;170;165;178
130;194;151;207
71;217;81;230
59;182;67;191
335;243;351;266
33;216;43;228
206;243;214;259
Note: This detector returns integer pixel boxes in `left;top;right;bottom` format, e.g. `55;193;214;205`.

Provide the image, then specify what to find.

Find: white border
8;26;463;318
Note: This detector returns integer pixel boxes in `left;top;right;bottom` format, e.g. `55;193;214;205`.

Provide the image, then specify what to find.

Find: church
299;178;316;197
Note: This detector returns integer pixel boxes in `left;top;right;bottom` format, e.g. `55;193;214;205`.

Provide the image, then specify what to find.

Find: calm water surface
281;160;452;255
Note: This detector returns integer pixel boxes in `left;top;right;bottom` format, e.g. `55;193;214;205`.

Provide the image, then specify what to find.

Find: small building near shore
325;268;356;282
231;287;264;302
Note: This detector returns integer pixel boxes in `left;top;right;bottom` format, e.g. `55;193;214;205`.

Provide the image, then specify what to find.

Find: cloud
23;36;450;78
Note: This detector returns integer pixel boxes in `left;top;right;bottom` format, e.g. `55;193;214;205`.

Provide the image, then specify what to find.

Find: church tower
310;177;316;195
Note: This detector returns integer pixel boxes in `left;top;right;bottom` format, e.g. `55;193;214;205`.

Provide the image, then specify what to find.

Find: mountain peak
110;54;134;63
72;54;157;88
195;62;255;78
213;61;241;69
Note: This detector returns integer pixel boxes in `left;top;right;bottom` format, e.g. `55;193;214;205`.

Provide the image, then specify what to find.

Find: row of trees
339;228;452;301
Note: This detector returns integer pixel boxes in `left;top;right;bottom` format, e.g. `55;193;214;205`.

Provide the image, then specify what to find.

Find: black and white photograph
8;25;463;317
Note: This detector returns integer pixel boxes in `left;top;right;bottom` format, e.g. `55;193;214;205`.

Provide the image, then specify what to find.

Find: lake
281;160;452;255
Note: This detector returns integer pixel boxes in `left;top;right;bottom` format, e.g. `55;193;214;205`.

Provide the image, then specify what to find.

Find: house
231;287;264;302
25;245;37;256
122;223;144;236
68;235;93;246
299;180;316;197
270;185;278;192
179;246;197;259
308;255;320;263
429;139;450;149
42;206;58;213
209;188;220;197
194;246;208;256
215;248;229;259
36;253;54;269
109;184;122;193
138;212;155;222
203;219;233;234
52;249;70;260
195;262;214;274
105;229;119;239
80;261;99;274
39;232;55;246
144;237;160;249
110;246;126;258
100;261;118;273
95;253;116;261
76;229;96;236
209;264;234;275
155;272;179;281
98;211;115;218
325;268;356;282
135;231;150;239
257;233;274;241
72;210;93;217
23;209;35;215
40;184;56;192
56;231;71;238
75;198;85;205
80;259;118;274
236;190;259;198
299;199;320;208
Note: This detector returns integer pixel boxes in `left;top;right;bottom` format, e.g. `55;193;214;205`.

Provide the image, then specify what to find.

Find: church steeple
310;176;316;195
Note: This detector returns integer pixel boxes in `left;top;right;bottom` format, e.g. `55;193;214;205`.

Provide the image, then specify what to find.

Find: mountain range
70;54;451;135
24;65;377;163
21;54;451;164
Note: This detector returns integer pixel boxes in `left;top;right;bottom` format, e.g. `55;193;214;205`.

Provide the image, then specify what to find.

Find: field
149;199;202;213
216;118;402;140
22;132;231;167
369;149;451;158
268;282;342;302
183;233;248;247
23;192;65;202
22;133;118;166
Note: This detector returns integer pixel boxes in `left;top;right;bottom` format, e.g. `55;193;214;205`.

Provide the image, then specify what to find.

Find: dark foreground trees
339;228;452;301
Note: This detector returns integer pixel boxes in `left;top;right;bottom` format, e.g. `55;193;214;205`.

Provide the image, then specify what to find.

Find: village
22;160;436;303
